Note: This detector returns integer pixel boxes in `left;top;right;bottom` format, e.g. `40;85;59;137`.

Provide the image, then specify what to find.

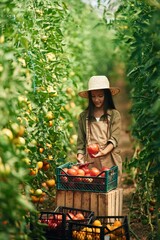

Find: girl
77;75;122;177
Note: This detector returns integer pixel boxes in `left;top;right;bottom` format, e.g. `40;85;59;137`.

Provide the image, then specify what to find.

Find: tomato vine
101;0;160;238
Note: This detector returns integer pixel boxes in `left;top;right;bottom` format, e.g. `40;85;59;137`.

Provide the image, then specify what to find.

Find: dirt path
114;78;137;238
114;78;150;240
114;78;135;215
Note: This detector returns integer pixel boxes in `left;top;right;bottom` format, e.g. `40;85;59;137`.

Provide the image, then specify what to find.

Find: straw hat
78;76;120;98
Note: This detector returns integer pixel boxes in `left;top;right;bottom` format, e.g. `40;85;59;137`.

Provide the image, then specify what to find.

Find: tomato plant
0;2;36;239
100;0;160;237
0;0;119;238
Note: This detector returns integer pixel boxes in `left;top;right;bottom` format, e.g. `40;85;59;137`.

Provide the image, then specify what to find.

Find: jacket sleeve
108;109;121;148
77;111;86;155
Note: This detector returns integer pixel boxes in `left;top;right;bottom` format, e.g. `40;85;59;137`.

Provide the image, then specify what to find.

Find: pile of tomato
60;164;110;184
39;211;86;229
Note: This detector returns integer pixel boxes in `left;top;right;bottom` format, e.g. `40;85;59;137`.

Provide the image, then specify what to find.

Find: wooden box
55;188;123;216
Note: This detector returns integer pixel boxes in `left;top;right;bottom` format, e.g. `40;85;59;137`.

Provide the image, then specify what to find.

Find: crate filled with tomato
56;162;118;193
68;216;130;240
31;212;66;240
54;206;94;228
34;207;93;240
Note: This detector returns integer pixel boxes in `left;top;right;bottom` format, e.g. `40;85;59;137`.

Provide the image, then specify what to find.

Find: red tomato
71;165;79;170
76;169;85;176
66;215;70;220
84;173;91;177
90;167;100;176
48;215;54;220
83;174;93;183
82;167;90;175
101;166;110;177
61;168;68;174
54;214;62;221
101;166;110;171
67;168;77;176
87;144;99;155
83;173;93;183
67;212;74;220
60;176;68;182
75;213;85;220
48;222;58;229
74;176;82;182
75;213;84;220
72;216;78;220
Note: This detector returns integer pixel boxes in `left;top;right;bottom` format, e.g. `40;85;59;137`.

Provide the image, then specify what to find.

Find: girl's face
91;89;105;108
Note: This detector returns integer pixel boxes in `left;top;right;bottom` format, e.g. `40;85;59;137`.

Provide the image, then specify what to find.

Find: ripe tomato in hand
87;144;99;155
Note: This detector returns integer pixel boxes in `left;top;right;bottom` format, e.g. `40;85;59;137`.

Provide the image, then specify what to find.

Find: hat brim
78;87;120;98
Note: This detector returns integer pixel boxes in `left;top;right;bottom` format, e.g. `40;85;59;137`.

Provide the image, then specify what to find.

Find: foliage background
100;0;160;238
1;0;160;238
0;0;117;239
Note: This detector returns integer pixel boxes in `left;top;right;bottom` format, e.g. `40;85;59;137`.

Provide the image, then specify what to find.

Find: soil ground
114;78;150;240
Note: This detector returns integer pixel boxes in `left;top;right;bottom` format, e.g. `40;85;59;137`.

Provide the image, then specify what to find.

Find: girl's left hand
92;143;114;158
91;149;105;158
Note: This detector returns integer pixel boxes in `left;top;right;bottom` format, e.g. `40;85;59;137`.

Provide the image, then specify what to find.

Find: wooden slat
98;193;108;216
111;190;115;216
81;191;91;210
55;188;123;217
119;188;123;215
65;191;74;207
90;192;98;215
115;189;119;216
73;191;82;209
55;190;65;206
107;190;112;216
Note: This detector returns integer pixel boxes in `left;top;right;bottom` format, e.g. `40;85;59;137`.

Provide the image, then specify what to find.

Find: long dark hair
87;89;116;120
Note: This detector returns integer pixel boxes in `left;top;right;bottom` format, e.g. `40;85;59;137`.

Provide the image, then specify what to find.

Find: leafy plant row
0;0;117;239
102;0;160;238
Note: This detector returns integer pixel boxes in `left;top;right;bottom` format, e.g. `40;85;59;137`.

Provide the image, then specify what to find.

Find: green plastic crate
56;162;118;193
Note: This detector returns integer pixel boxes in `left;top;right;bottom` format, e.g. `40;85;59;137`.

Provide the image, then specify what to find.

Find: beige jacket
77;109;122;175
77;109;121;155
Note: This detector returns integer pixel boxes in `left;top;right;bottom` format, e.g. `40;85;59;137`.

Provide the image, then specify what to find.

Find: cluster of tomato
39;211;85;229
60;164;110;184
40;214;62;229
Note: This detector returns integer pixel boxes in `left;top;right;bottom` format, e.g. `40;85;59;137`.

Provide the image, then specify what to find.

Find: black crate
56;162;118;193
68;216;130;240
54;206;94;226
37;211;67;240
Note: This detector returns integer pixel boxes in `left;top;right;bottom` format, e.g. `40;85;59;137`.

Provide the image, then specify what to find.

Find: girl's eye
92;95;104;97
